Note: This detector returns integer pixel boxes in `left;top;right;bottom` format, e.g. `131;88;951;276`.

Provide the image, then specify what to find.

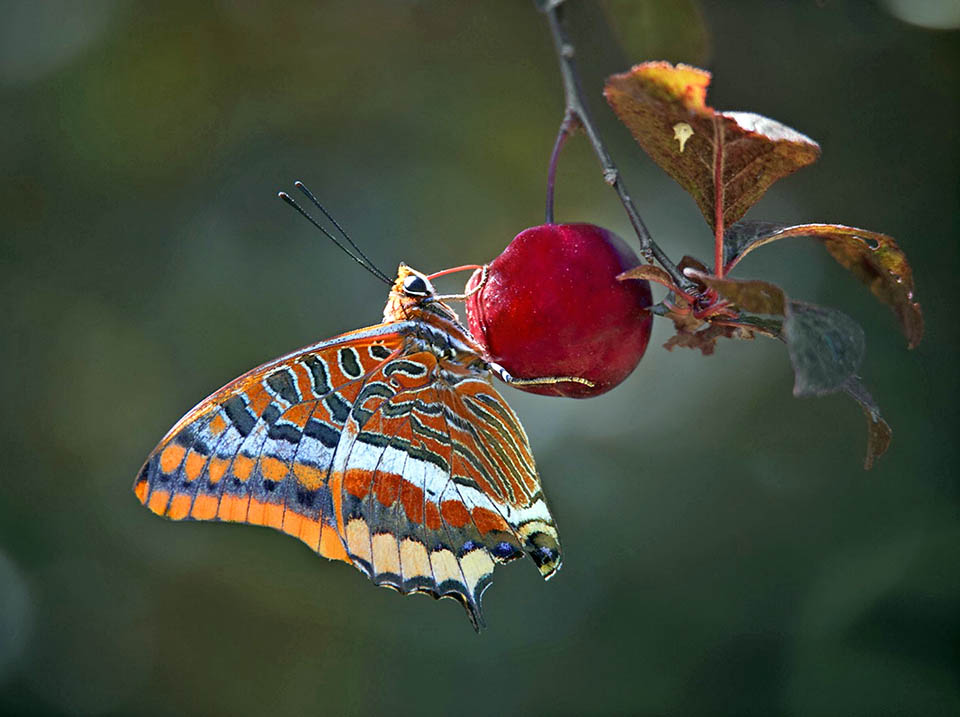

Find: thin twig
545;117;576;224
540;1;697;294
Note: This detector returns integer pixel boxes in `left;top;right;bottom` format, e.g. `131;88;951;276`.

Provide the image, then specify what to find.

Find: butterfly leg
488;361;595;389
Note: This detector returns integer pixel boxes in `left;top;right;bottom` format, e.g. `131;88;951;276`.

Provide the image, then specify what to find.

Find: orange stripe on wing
282;510;303;538
293;462;325;491
208;457;229;484
328;472;345;534
230;495;250;522
320;522;348;562
284;402;313;428
399;480;424;524
184;450;206;481
148;489;170;515
159;444;186;474
167;493;192;520
264;502;284;530
246;387;272;417
247;497;265;524
374;473;401;507
191;494;218;520
425;502;442;531
291;363;315;402
472;506;509;534
209;414;227;437
261;456;289;482
344;468;373;499
298;516;322;553
218;494;244;522
233;455;254;481
440;500;470;528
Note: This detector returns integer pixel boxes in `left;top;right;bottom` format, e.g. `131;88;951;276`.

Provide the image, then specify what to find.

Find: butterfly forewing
135;307;561;630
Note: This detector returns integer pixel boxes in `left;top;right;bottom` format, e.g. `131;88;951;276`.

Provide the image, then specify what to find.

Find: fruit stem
540;0;698;295
545;118;574;224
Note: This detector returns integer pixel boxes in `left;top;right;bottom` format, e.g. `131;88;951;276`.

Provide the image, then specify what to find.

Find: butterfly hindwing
331;351;562;628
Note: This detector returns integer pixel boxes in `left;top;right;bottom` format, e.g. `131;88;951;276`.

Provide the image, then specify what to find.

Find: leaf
669;270;888;468
690;271;865;395
663;322;747;355
604;61;820;231
842;376;892;470
617;263;680;292
785;301;865;397
687;270;786;315
722;221;923;348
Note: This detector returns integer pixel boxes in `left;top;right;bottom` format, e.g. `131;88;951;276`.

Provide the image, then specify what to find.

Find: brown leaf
617;264;679;292
604;62;820;231
723;221;923;348
687;270;787;315
843;376;892;470
663;323;745;355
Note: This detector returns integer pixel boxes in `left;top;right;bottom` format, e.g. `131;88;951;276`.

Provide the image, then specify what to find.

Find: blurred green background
2;1;957;715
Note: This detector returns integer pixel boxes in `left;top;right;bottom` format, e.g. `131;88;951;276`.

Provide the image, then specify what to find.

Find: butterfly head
383;263;445;322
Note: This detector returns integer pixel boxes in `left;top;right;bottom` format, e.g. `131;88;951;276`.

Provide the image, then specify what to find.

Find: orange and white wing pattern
135;317;561;630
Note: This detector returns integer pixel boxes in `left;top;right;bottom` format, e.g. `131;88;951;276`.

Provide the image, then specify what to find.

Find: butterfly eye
402;274;431;296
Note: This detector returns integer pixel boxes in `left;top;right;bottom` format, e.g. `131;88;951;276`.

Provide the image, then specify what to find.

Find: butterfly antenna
295;181;392;284
278;186;392;285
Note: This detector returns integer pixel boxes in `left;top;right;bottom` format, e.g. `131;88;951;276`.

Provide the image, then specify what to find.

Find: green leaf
785;301;865;397
722;221;923;348
603;62;820;232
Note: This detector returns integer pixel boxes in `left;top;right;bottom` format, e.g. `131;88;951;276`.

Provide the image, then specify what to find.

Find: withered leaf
663;322;747;355
687;270;787;315
604;62;820;232
842;375;892;470
617;264;679;291
722;220;923;348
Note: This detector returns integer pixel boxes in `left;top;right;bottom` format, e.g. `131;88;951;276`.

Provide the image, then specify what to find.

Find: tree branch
539;0;697;294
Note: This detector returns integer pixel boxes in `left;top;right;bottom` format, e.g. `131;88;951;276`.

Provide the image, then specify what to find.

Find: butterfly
134;187;572;630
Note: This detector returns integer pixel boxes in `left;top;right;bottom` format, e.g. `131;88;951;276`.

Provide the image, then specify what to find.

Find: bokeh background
2;1;958;715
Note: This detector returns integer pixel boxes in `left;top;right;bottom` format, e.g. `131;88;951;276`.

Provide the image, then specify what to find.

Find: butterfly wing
134;323;408;564
332;349;562;629
135;323;561;630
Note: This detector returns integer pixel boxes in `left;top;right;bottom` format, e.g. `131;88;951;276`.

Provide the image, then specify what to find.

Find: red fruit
466;223;653;398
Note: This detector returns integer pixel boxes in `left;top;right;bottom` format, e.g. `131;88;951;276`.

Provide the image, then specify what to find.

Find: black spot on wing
267;423;302;444
266;369;300;405
384;360;428;378
223;395;255;437
352;383;396;427
301;355;330;395
369;345;391;360
304;419;340;448
261;404;281;426
325;392;351;423
339;347;363;378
